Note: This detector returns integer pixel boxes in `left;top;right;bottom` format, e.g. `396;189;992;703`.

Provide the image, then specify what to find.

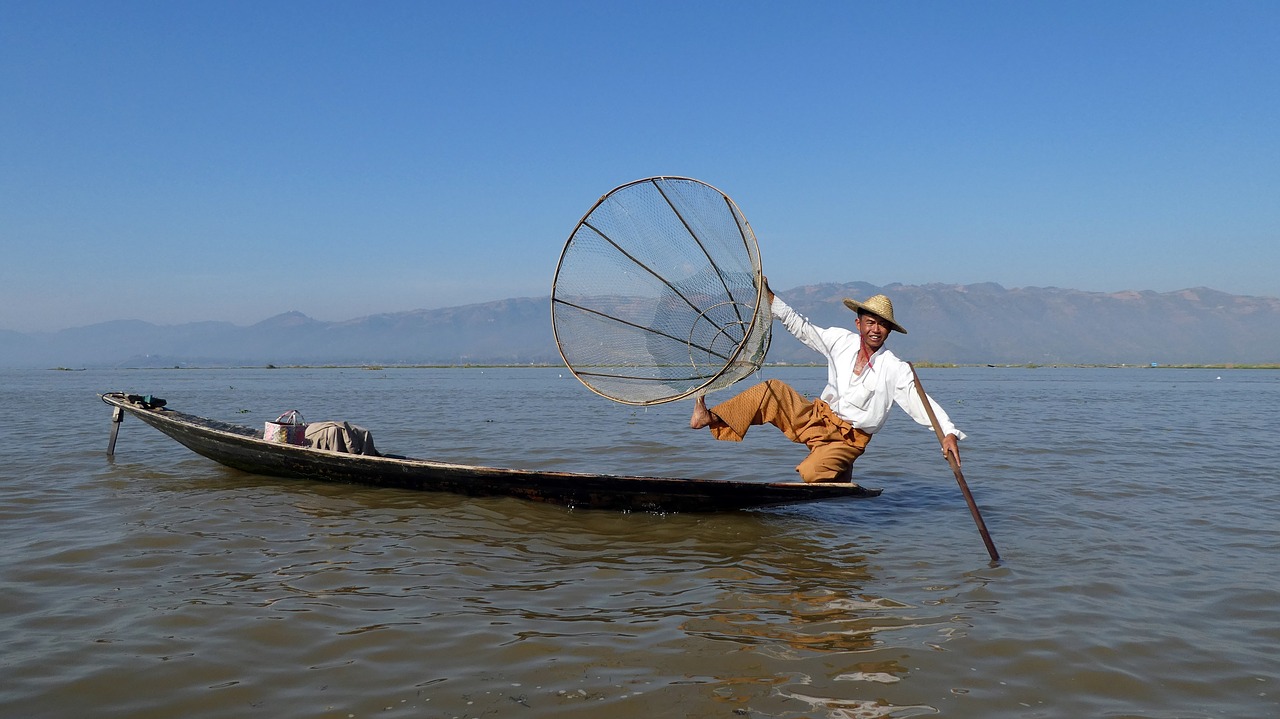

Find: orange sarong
707;379;872;483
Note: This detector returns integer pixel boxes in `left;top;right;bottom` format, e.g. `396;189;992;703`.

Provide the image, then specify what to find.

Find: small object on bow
264;410;307;445
126;394;166;409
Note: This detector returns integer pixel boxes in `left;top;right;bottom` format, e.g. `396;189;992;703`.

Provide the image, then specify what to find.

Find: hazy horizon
5;280;1277;335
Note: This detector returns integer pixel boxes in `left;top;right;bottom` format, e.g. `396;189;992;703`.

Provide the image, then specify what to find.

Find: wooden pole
909;364;1000;562
107;406;124;456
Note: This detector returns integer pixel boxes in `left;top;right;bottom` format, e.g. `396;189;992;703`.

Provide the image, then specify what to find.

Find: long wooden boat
101;392;881;512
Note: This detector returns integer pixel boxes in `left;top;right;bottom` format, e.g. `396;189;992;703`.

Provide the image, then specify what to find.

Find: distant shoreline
49;363;1280;371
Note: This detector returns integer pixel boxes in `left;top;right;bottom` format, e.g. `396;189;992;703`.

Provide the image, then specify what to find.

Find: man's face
856;313;891;351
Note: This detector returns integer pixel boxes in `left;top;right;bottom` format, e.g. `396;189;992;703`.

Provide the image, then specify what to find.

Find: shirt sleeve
772;296;834;357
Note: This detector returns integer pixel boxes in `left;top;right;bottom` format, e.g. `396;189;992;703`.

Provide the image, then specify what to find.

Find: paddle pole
909;364;1000;562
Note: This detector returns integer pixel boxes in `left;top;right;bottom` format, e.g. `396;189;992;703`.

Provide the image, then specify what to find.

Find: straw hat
842;294;907;334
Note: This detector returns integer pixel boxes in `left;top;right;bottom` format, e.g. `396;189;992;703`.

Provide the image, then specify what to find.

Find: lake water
1;366;1277;719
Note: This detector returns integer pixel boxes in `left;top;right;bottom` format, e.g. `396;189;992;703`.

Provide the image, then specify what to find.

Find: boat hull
101;392;881;512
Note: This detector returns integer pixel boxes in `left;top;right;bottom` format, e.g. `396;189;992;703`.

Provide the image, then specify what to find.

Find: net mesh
552;177;771;405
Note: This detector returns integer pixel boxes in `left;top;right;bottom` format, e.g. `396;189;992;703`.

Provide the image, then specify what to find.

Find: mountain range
3;282;1278;368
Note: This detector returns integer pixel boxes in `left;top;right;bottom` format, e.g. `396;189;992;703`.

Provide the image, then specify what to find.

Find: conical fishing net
552;176;771;406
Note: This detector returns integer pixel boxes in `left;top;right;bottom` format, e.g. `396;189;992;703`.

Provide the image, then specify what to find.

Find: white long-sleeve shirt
772;296;966;439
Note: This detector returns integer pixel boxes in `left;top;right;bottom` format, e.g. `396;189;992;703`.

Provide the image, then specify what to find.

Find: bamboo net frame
551;177;771;406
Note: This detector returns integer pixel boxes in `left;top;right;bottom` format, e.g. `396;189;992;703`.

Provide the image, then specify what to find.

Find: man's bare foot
689;394;713;429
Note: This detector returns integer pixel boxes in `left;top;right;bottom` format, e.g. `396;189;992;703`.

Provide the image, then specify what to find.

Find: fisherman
689;280;964;483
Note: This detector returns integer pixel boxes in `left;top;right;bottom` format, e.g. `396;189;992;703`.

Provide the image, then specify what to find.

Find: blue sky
2;1;1277;332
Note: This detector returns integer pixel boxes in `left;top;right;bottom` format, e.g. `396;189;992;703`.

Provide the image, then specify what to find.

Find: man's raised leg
702;379;813;442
